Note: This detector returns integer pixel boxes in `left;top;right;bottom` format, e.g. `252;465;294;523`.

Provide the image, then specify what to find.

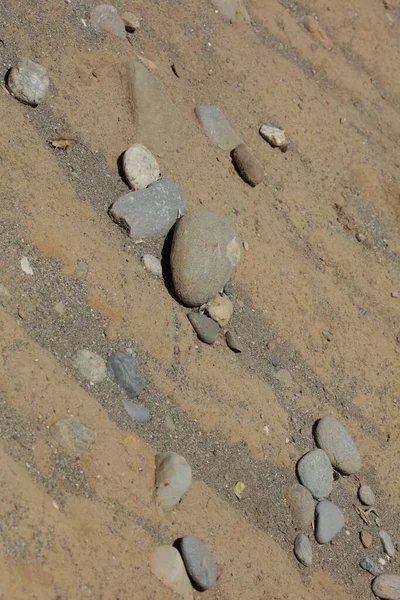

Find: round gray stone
294;533;312;566
315;500;344;544
372;574;400;600
286;483;315;530
297;449;333;499
107;351;145;398
170;208;241;307
359;485;375;506
7;58;49;106
314;415;361;474
75;349;107;382
180;535;217;591
188;313;220;345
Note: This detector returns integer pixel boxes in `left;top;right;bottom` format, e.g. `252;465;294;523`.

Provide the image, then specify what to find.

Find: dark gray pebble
271;354;279;367
188;313;220;344
359;557;379;577
180;535;217;591
226;329;243;352
107;351;145;398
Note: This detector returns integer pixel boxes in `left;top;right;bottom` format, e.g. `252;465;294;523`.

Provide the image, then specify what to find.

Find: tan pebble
259;125;286;147
391;290;399;298
360;530;373;548
231;144;264;187
205;294;233;327
303;15;331;47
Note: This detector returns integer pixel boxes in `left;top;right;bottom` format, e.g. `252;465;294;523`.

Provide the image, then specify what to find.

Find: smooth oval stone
142;254;162;277
89;4;126;39
7;58;49;106
231;143;264;186
123;400;150;423
360;530;373;548
110;178;186;239
151;546;193;600
53;417;96;458
297;449;333;499
123;144;159;190
286;483;315;530
225;329;243;352
315;500;344;544
180;535;217;591
379;531;396;557
170;208;241;307
294;533;312;566
155;452;192;506
75;349;107;382
359;485;375;506
360;557;379;577
195;105;242;151
188;312;220;344
107;351;145;398
314;415;361;474
372;575;400;600
205;294;233;327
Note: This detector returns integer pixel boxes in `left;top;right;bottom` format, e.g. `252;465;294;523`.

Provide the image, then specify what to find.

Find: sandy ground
0;0;399;598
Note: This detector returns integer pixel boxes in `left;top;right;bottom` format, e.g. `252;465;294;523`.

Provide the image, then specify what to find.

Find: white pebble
142;254;162;277
21;257;33;275
259;125;286;147
123;144;159;190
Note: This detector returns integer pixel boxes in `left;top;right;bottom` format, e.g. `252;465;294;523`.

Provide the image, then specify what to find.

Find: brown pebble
18;309;26;319
231;144;264;187
171;63;183;78
360;530;373;548
216;562;223;580
280;143;288;153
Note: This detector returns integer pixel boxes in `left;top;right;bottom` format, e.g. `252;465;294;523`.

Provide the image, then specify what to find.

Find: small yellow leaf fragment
49;137;76;150
234;480;246;500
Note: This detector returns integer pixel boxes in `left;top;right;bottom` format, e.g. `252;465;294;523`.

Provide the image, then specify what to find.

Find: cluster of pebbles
287;416;399;599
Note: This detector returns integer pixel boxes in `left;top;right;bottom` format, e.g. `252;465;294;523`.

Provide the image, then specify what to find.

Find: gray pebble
315;500;344;544
0;283;11;306
188;312;220;345
107;351;145;398
360;557;379;577
359;485;375;506
155;452;192;506
275;368;292;387
297;449;333;499
142;254;162;277
195;105;242;151
53;418;96;458
379;530;396;558
271;354;279;367
180;535;217;591
314;415;361;474
294;533;312;566
123;400;150;423
286;483;315;531
7;58;49;106
75;349;107;382
89;4;126;39
226;329;243;353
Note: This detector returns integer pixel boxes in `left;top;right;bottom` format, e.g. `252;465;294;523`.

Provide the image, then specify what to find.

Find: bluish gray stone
314;415;361;474
315;500;344;544
379;531;396;558
180;535;217;591
123;400;150;423
107;351;145;398
7;58;49;106
89;5;126;39
188;313;220;344
195;105;242;150
110;178;186;239
297;449;333;499
294;533;312;566
360;557;379;577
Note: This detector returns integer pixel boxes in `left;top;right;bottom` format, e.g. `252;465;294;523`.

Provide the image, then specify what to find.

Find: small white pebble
21;256;33;275
263;425;270;434
378;557;386;566
243;241;249;251
81;18;87;27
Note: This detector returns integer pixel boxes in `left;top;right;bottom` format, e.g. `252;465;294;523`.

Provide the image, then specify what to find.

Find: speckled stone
314;415;361;474
180;535;217;591
297;449;333;499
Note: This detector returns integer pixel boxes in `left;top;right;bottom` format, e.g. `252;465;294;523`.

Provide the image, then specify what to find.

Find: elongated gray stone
314;415;361;474
297;449;333;499
315;500;344;544
110;178;186;239
195;105;242;151
379;531;396;557
188;313;220;344
123;400;150;423
294;533;312;566
155;452;192;506
180;535;217;591
107;351;145;398
360;557;379;577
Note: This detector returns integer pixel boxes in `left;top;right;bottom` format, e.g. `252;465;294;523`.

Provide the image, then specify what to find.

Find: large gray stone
53;418;96;458
170;208;241;306
155;452;192;507
315;415;361;474
110;178;186;239
180;535;217;591
372;574;400;600
286;483;315;530
89;5;126;39
195;105;242;151
315;500;344;544
297;449;333;499
126;60;183;156
7;58;49;106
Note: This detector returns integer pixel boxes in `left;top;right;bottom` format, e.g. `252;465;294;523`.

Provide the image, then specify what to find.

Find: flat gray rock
315;500;344;544
379;531;396;558
372;574;400;600
53;418;96;458
211;0;238;19
75;349;107;382
360;557;379;577
123;400;150;423
195;105;242;151
89;5;126;39
107;351;145;398
110;178;186;239
170;208;241;306
180;535;217;591
314;415;361;474
294;533;312;566
7;58;49;106
126;60;183;156
155;452;192;507
286;483;315;530
226;329;243;352
297;449;333;499
188;313;220;344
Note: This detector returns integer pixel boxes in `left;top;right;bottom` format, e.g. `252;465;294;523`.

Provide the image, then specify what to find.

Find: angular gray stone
359;485;375;506
180;535;217;591
155;452;192;507
226;329;243;352
7;58;49;106
379;531;396;558
170;208;241;306
188;313;220;345
107;351;145;398
372;574;400;600
89;5;126;39
53;418;96;458
195;105;242;151
286;483;315;530
75;349;107;382
315;500;344;544
294;533;312;566
360;557;379;577
123;400;150;423
211;0;238;20
126;60;183;156
314;415;361;474
297;449;333;499
110;178;186;239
